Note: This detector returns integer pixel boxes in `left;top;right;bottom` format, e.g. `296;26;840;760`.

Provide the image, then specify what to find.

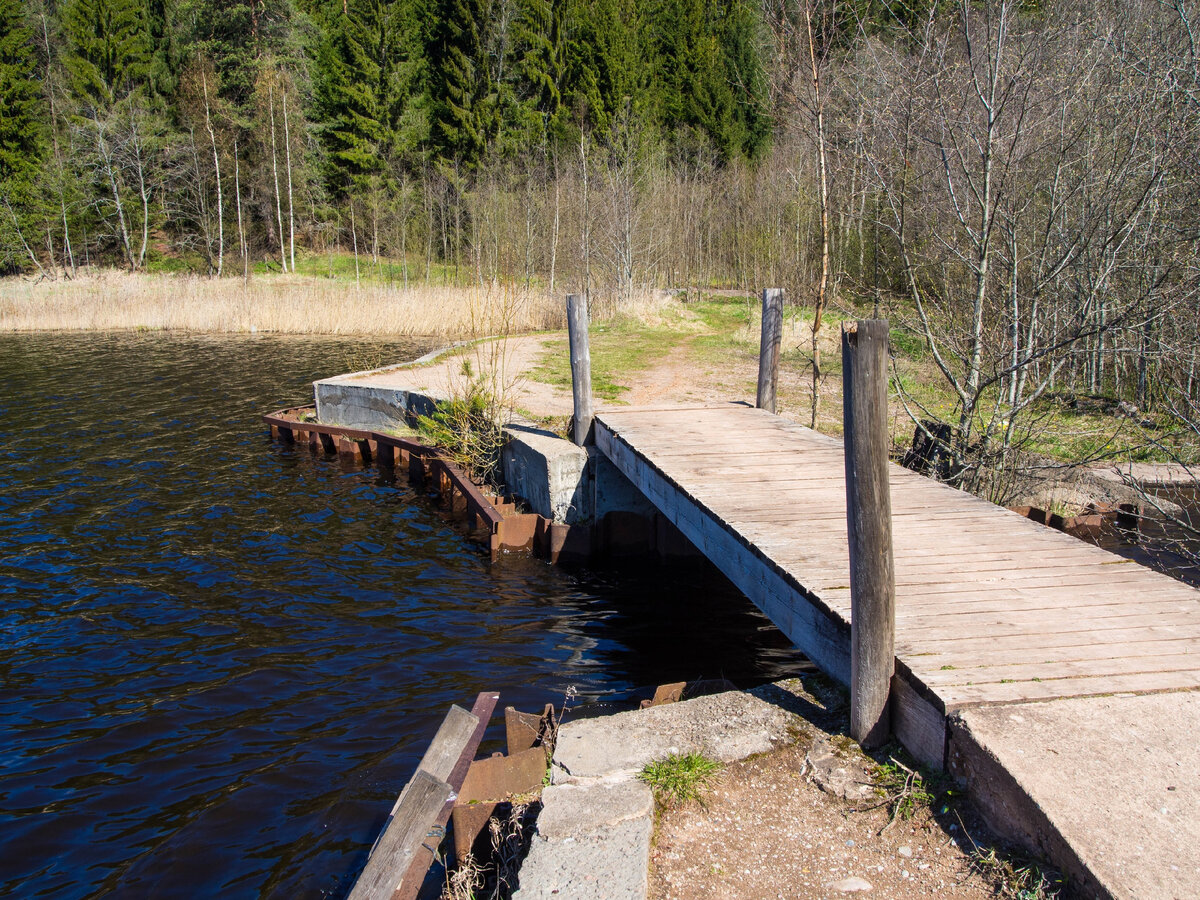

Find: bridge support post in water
756;288;784;413
842;319;896;749
567;293;595;445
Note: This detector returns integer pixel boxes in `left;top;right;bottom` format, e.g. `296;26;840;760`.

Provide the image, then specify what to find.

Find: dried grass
0;271;565;338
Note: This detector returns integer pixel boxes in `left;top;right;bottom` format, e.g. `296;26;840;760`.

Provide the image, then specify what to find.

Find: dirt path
647;681;1042;900
376;330;765;421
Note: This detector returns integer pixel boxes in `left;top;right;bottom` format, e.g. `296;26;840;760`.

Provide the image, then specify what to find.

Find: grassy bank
0;269;563;338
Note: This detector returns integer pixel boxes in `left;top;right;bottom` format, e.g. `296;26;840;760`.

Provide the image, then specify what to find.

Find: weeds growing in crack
969;847;1064;900
850;756;937;834
638;752;722;808
439;803;539;900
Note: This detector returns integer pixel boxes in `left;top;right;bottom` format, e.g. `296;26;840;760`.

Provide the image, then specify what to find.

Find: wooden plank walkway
595;404;1200;764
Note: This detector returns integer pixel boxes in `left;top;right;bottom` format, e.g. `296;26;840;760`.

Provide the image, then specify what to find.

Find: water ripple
0;333;808;899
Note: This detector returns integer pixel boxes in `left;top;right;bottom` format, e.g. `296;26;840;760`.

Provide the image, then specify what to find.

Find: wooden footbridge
595;403;1200;898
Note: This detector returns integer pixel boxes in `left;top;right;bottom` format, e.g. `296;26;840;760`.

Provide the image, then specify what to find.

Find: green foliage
970;847;1063;900
60;0;159;109
313;0;429;191
177;0;299;108
872;758;934;821
638;751;722;807
428;0;489;168
0;0;43;184
416;362;506;483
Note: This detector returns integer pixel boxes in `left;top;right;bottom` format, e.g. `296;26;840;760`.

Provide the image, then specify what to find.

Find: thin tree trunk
96;116;135;271
234;137;248;283
3;195;47;277
579;133;591;301
805;2;831;429
268;82;287;273
549;151;560;294
282;85;296;273
350;199;360;288
41;13;74;277
202;72;224;277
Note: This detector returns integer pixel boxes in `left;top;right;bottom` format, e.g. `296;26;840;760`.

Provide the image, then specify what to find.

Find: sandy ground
647;681;1034;900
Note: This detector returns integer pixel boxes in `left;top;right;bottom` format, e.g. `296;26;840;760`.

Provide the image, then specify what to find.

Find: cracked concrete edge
514;682;818;900
551;686;806;781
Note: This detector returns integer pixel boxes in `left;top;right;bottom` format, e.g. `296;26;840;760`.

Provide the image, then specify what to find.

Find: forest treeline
3;0;1200;485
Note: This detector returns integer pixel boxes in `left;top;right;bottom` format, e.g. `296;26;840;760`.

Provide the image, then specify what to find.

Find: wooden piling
841;319;895;749
566;293;594;446
756;288;784;413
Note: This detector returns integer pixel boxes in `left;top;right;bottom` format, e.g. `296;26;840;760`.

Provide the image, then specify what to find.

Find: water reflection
0;333;808;899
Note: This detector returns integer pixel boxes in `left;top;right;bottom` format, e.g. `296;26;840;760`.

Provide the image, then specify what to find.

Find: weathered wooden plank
891;673;946;767
905;622;1200;652
906;637;1200;671
940;672;1200;710
922;652;1200;688
415;704;481;782
347;770;452;900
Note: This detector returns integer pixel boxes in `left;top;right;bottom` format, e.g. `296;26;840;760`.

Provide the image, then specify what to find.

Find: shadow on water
0;333;809;899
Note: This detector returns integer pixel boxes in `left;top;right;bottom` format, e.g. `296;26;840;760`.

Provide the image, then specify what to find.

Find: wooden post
756;288;784;413
567;293;594;445
841;319;895;749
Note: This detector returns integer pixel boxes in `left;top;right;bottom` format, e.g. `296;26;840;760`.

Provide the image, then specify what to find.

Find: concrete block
535;778;653;840
314;376;442;431
502;424;591;524
512;816;651;900
552;687;805;781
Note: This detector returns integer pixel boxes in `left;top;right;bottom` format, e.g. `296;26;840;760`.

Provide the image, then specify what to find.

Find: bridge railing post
841;319;896;749
566;293;594;446
756;288;784;414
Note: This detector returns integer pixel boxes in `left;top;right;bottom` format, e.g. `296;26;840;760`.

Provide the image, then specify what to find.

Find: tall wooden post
567;293;594;445
842;319;895;749
757;288;784;413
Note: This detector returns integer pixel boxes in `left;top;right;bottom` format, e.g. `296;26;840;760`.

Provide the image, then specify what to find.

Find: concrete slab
313;376;442;431
553;687;804;781
512;816;651;900
535;778;654;840
950;691;1200;900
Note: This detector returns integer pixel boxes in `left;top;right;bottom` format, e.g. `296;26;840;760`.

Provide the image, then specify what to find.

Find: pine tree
313;0;425;194
177;0;298;109
507;0;566;147
0;0;43;183
719;0;770;159
560;0;643;137
428;0;488;167
60;0;154;110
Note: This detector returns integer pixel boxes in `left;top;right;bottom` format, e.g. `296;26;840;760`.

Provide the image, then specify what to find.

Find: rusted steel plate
451;746;548;863
262;407;509;552
504;704;556;755
650;682;686;707
458;747;547;805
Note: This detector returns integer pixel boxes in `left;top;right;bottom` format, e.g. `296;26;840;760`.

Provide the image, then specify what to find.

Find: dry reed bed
0;272;565;337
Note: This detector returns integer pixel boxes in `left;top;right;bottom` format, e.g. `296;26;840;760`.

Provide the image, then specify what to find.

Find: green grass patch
638;751;722;808
527;318;687;401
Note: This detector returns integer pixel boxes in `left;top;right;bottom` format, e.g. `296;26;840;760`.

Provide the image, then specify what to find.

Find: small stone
846;840;855;847
898;846;913;858
827;876;873;893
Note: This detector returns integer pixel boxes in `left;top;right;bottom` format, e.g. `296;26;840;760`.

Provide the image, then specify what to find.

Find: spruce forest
4;0;1200;487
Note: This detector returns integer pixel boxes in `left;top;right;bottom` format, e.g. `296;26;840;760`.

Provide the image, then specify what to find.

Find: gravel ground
648;679;1051;900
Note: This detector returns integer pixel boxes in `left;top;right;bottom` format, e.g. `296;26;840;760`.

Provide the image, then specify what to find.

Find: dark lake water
0;333;808;899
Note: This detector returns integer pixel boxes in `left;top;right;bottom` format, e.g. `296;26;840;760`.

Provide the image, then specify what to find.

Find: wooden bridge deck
595;404;1200;765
